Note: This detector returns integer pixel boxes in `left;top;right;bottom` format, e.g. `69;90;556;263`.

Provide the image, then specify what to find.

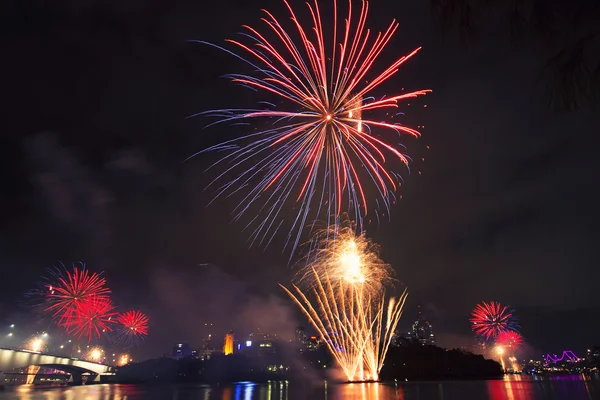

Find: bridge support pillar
69;372;83;386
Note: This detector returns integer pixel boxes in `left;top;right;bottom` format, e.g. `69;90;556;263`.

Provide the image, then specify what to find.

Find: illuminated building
171;343;192;359
407;305;436;346
198;330;220;360
242;331;279;357
223;331;234;355
248;331;277;346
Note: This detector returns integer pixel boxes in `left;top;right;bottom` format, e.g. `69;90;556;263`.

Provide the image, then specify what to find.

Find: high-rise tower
223;331;234;355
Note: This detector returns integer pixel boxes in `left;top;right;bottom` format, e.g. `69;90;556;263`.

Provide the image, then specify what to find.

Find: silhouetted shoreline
116;344;503;384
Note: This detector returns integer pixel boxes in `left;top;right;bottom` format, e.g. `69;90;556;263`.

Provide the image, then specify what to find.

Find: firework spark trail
470;301;519;341
281;225;407;381
190;0;430;255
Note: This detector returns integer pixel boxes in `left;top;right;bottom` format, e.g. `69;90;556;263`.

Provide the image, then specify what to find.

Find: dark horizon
2;0;599;361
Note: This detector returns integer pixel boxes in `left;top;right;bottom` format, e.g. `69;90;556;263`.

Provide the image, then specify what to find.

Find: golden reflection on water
488;376;535;400
222;387;232;400
333;382;398;400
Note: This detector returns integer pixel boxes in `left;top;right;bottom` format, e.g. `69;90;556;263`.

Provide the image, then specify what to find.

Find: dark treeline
117;342;503;383
117;341;332;384
380;343;503;381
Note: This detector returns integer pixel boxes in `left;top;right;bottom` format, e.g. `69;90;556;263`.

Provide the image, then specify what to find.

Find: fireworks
496;330;523;350
65;296;117;341
114;310;149;347
118;354;131;367
470;301;519;340
281;226;407;381
299;221;393;294
194;0;430;253
42;264;111;328
27;263;149;345
25;335;47;353
85;346;105;363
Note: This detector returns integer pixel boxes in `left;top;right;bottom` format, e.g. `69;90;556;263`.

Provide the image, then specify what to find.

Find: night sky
2;0;599;359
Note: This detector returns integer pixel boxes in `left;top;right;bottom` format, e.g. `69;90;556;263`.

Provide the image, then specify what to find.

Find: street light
8;333;13;337
10;324;14;328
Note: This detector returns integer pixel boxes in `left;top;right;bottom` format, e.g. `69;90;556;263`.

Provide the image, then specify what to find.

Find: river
1;375;598;399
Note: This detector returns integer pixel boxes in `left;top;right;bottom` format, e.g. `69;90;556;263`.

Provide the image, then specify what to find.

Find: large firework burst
470;301;519;340
193;0;430;254
40;263;111;328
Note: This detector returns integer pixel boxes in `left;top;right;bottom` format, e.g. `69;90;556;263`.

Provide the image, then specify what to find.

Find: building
407;306;436;346
171;343;193;359
197;331;221;360
409;319;436;345
223;331;234;356
239;331;280;359
587;347;600;364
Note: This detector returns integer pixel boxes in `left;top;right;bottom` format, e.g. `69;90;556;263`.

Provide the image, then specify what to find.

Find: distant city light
8;333;13;337
246;341;252;347
10;324;14;328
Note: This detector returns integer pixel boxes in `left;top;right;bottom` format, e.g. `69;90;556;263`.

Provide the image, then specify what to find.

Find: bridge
544;350;579;366
0;347;114;385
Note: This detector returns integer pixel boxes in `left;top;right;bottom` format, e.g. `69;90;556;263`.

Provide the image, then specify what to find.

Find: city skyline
2;296;595;365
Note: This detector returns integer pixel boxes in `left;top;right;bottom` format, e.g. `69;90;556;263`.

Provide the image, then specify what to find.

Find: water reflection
486;375;600;400
0;376;598;400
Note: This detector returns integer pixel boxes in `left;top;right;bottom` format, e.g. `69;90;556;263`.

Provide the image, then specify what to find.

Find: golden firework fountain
281;224;407;382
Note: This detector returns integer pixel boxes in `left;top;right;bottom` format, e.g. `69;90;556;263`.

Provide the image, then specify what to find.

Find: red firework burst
118;310;149;335
116;310;149;346
45;265;111;327
65;296;117;341
469;301;519;340
496;330;524;350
